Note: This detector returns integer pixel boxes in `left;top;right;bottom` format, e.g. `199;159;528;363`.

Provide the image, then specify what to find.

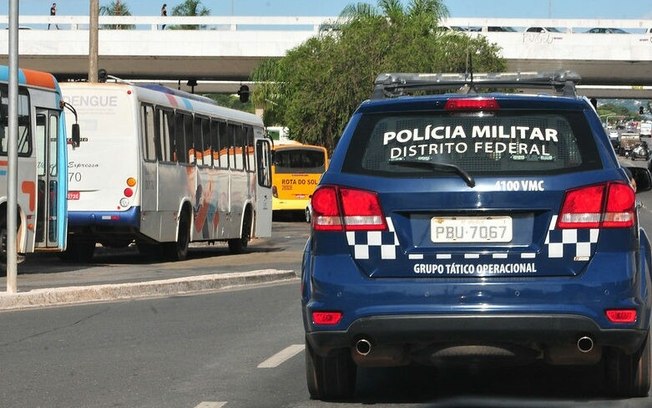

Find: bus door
34;109;64;250
255;137;272;237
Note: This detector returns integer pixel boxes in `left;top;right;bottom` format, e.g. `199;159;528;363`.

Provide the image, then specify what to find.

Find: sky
3;0;652;19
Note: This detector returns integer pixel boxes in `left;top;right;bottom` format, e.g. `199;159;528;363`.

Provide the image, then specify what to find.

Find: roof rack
370;70;581;100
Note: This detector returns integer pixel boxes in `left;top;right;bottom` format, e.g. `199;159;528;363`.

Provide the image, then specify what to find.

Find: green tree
207;94;254;113
170;0;211;30
252;0;505;152
99;0;134;30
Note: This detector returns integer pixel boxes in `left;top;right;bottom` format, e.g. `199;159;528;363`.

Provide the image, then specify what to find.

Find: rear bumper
306;313;648;356
272;197;308;211
68;207;140;229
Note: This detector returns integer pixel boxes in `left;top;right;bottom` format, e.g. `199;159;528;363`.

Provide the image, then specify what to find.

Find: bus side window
210;119;220;168
245;126;254;173
200;117;211;167
173;112;187;164
230;123;244;171
158;108;173;162
142;104;158;162
218;121;229;169
183;113;193;164
192;115;203;166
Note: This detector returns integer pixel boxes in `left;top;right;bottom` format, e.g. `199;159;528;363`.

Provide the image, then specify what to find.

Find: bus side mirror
71;123;81;148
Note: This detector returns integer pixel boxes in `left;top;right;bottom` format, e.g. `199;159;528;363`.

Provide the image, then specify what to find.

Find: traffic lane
2;221;310;291
1;243;651;405
0;281;307;408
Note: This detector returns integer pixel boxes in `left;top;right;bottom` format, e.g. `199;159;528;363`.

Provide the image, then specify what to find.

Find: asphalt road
0;276;649;407
2;173;652;406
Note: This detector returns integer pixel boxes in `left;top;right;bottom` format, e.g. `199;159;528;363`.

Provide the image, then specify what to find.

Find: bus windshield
274;148;326;173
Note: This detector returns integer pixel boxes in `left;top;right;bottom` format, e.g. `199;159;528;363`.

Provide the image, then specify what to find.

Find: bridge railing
0;15;337;31
1;16;651;33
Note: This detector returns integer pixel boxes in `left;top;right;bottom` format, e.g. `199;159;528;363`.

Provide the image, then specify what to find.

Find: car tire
606;334;651;397
305;338;356;401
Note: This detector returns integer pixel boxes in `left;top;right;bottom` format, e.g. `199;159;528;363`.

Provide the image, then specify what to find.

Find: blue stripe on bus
0;66;26;85
180;97;193;110
68;206;140;228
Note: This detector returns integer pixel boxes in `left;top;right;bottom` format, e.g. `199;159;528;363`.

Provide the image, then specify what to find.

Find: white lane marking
258;344;305;368
194;402;227;408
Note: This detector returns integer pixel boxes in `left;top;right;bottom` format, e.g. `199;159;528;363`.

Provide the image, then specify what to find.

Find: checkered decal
345;215;599;261
346;217;399;260
544;215;599;259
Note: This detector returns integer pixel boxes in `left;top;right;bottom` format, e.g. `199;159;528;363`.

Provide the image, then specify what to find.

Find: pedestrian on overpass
48;3;59;30
161;4;167;30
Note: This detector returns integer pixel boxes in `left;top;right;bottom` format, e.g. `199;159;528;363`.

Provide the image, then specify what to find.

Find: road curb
0;269;298;311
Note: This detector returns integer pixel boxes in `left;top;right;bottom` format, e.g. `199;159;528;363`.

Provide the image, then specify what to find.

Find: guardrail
1;16;651;33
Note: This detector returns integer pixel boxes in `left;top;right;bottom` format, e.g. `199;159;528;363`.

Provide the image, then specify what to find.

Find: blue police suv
301;71;652;400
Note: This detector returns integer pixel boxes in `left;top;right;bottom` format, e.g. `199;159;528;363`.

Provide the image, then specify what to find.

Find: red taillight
340;188;386;231
603;183;636;228
311;186;386;232
445;98;500;111
311;186;342;231
606;309;638;323
123;188;133;198
312;311;343;325
558;182;635;229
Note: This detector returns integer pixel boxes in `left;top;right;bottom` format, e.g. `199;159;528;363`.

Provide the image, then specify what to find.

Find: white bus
0;66;78;267
60;82;273;262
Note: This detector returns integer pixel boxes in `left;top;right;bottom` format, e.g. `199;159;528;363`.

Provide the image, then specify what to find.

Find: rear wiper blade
388;159;476;188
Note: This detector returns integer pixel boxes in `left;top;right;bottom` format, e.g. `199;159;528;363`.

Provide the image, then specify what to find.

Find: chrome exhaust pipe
577;336;594;353
355;338;372;356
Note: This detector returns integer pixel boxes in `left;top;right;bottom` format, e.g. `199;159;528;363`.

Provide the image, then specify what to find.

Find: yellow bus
272;141;328;221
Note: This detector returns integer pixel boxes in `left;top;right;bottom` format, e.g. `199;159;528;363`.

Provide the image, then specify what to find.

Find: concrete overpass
1;15;652;97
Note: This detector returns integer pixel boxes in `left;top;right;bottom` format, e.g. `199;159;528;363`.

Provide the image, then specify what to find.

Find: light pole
89;0;99;82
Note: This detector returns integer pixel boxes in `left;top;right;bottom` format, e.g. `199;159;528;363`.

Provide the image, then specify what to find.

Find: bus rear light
312;311;343;325
123;188;133;198
126;177;137;187
311;185;386;232
557;182;635;229
606;309;637;323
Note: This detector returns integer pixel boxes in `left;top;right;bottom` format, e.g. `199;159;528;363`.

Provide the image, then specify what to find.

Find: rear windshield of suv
342;110;601;177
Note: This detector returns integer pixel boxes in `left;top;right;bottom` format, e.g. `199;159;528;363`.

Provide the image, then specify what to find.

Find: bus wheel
165;211;190;261
59;236;95;263
228;211;251;254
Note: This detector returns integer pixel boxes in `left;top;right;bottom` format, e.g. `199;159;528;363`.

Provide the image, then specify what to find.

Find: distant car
525;27;562;33
438;25;470;32
586;27;629;34
486;26;517;32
